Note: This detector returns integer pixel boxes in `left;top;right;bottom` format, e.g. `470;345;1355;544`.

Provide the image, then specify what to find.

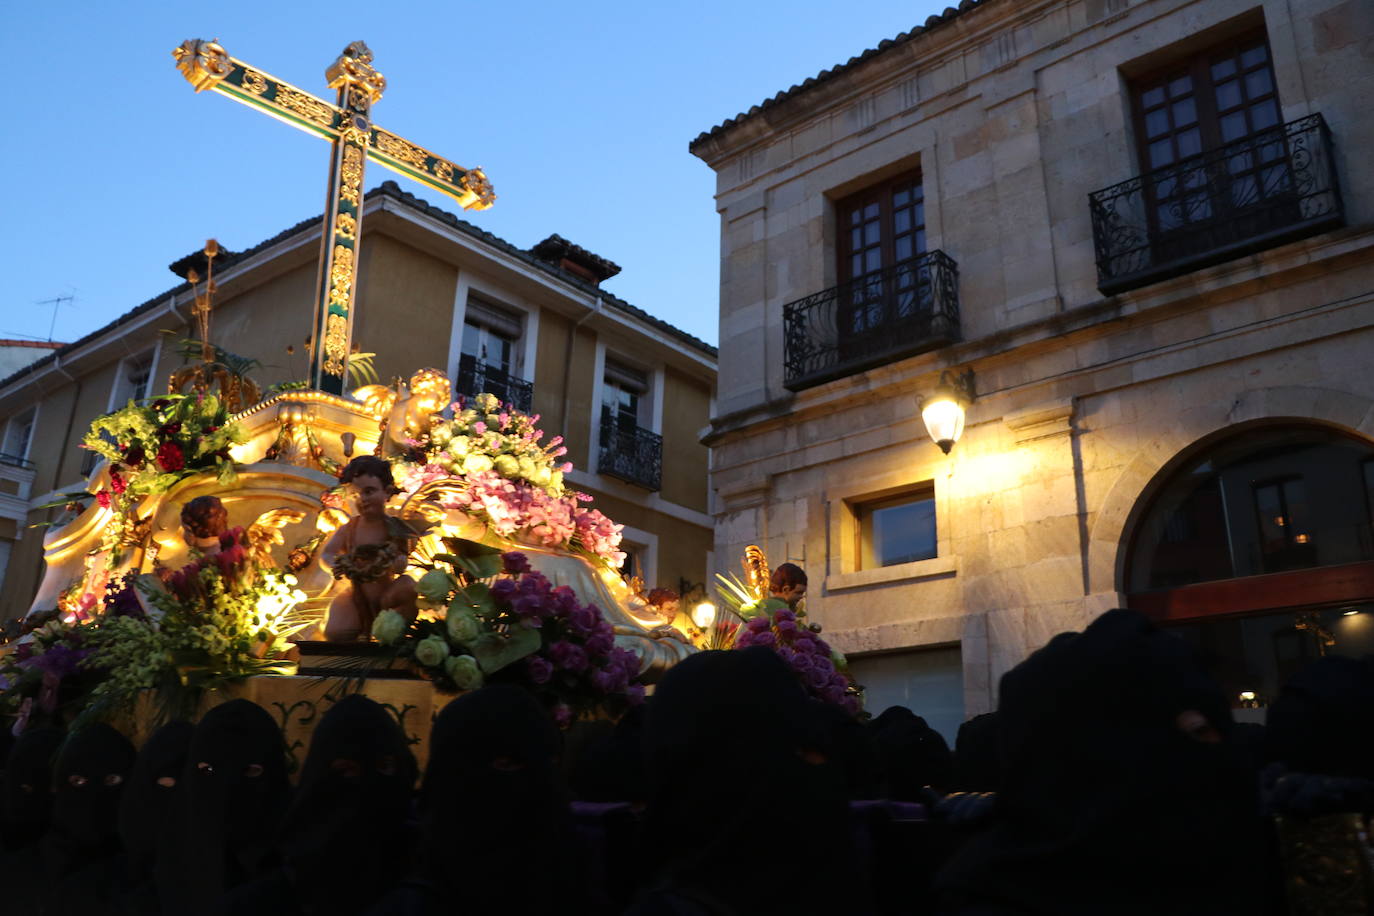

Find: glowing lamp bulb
921;396;966;454
691;602;716;629
1343;608;1361;617
1238;691;1256;702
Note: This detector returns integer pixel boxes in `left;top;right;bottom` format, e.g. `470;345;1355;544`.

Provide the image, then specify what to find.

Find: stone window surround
826;470;957;593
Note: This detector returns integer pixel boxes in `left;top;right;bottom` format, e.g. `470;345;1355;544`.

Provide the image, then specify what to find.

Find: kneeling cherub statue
321;455;420;641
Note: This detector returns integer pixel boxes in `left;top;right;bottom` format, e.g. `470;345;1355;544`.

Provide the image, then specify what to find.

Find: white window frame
616;523;660;587
589;339;663;475
447;278;539;388
2;404;39;462
108;346;160;412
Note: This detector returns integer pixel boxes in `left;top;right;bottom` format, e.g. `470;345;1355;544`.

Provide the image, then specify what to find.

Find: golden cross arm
173;39;494;211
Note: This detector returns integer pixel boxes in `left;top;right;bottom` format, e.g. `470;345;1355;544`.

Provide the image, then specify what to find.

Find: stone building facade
0;182;716;623
692;0;1374;737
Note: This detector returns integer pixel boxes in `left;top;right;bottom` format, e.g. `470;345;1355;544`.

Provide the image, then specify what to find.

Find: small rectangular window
857;485;937;569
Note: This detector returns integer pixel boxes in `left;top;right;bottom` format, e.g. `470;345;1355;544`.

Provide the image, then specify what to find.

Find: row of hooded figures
2;606;1372;916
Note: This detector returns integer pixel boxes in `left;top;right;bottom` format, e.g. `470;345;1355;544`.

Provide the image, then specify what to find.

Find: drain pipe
560;294;601;437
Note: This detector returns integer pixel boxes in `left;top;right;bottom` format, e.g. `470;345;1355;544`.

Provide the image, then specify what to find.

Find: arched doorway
1125;424;1374;709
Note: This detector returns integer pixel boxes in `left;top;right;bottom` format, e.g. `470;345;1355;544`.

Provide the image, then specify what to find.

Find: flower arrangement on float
392;393;626;569
73;394;245;563
0;527;310;731
370;548;645;726
704;571;864;716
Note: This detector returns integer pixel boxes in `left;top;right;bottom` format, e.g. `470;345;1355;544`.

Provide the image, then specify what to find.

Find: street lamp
921;369;975;454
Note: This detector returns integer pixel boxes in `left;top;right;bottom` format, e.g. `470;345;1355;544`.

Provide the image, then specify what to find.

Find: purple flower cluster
491;553;645;715
736;607;860;714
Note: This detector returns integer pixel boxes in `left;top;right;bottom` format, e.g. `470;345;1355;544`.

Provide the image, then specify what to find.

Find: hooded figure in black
1;727;64;911
869;705;954;800
937;609;1265;916
232;694;418;916
628;646;855;915
953;712;1002;793
41;723;137;915
175;699;292;916
1264;654;1374;815
118;720;194;915
369;684;578;915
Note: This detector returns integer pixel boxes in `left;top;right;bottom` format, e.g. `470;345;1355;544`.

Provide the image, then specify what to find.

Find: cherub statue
321;455;419;642
769;563;808;612
180;495;230;556
354;368;451;457
178;494;305;566
646;587;682;627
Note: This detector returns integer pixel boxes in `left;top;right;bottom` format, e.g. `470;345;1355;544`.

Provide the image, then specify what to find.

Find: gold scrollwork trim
335;213;357;240
374;130;429;170
328;245;354;307
323;313;348;376
273;85;336;127
241;69;269;95
432;159;454;182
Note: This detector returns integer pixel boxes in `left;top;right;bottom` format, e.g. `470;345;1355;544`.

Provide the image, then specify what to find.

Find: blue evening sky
1;1;947;350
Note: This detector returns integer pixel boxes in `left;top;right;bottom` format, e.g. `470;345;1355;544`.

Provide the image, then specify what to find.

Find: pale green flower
493;454;520;477
447;609;481;644
445;654;484;690
415;635;450;668
417;570;454;603
371;609;407;645
463;454;494;475
449;435;471;457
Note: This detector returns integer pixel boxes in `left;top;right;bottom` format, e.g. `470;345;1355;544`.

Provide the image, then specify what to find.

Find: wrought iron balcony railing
598;416;662;491
0;452;35;471
782;250;960;391
1090;114;1343;295
454;353;533;413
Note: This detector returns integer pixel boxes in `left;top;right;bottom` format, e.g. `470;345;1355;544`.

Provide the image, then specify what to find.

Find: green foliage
345;351;379;386
172;337;263;380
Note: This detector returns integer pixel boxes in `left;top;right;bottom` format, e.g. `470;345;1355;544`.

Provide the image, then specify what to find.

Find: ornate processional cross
173;39;496;394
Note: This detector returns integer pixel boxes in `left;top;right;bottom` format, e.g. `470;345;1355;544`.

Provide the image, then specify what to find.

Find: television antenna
36;294;75;342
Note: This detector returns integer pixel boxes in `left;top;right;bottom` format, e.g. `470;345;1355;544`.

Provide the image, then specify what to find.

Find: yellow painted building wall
355;234;458;383
659;367;710;514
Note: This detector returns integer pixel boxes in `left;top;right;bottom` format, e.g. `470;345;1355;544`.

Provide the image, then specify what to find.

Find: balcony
454;353;533;413
0;452;35;471
1090;114;1343;295
782;250;960;391
598;416;662;491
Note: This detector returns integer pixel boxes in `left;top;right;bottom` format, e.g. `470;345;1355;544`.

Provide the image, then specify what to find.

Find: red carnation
96;490;112;509
110;470;127;495
156;441;185;472
124;445;146;467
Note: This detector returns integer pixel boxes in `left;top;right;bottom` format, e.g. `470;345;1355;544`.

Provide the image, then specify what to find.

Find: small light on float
691;601;717;629
920;369;975;455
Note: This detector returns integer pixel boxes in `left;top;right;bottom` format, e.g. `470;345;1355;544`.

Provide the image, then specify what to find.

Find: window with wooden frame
855;483;938;570
834;171;929;347
1131;31;1286;235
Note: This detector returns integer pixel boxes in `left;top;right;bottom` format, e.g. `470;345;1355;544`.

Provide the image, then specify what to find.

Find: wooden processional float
24;369;694;767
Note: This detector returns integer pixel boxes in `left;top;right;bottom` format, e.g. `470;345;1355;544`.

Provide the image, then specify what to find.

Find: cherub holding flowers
322;455;419;641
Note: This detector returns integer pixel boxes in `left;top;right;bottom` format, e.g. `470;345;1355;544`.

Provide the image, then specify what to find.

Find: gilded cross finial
326;41;386;104
173;38;232;92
